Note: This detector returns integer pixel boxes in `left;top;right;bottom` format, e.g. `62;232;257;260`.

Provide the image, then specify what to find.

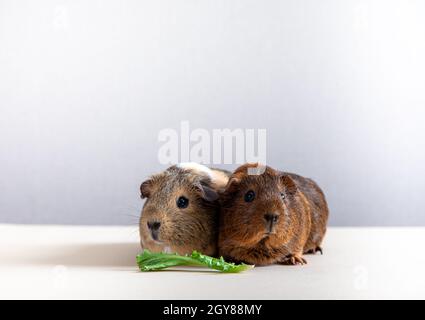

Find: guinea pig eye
244;190;255;203
177;196;189;209
281;192;286;199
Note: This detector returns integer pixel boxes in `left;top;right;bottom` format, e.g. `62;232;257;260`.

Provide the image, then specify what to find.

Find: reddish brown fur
218;163;329;266
139;165;230;256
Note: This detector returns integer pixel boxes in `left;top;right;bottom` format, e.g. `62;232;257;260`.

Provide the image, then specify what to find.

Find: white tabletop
0;224;424;300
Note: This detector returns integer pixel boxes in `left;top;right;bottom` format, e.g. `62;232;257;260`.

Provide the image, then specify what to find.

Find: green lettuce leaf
136;249;254;273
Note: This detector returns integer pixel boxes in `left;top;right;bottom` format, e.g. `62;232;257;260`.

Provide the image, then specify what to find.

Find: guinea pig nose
147;221;161;230
264;213;279;223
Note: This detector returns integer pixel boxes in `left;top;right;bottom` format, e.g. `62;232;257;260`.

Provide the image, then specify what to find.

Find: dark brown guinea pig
139;163;230;256
218;163;329;266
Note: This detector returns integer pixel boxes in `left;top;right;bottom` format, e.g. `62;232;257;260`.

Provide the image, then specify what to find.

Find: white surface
0;224;424;300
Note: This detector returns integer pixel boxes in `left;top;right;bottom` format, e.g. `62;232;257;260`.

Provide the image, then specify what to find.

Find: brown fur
218;163;329;266
139;165;230;256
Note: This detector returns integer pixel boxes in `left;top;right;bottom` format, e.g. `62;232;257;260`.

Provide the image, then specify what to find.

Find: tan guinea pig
218;163;329;266
139;163;230;256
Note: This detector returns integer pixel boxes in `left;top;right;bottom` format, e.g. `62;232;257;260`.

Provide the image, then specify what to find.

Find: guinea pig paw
279;255;307;266
306;246;323;255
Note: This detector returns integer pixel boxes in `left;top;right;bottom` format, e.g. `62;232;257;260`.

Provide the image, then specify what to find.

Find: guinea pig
218;163;329;266
139;163;230;256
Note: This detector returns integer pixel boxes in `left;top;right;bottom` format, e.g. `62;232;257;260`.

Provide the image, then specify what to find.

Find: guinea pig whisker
117;212;142;225
119;204;141;211
119;213;141;219
130;228;140;235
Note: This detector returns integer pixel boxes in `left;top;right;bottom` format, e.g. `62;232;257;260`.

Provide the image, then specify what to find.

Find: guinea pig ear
223;176;241;195
280;174;297;197
140;179;153;199
194;180;219;202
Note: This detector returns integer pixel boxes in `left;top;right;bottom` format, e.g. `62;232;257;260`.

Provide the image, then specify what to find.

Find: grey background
1;0;425;226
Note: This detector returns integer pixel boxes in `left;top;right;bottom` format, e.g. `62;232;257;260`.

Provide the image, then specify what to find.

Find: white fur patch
177;162;229;188
177;162;213;178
